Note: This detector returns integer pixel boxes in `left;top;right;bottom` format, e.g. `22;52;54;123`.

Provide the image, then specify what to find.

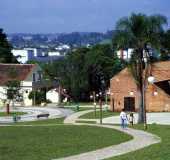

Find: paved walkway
103;112;170;125
57;110;161;160
0;107;163;160
0;106;74;123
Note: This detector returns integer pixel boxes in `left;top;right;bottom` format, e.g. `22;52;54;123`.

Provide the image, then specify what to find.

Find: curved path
0;108;162;160
0;107;74;123
54;110;161;160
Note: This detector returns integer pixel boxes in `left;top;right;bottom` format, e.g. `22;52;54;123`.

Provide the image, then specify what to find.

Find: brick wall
110;61;170;112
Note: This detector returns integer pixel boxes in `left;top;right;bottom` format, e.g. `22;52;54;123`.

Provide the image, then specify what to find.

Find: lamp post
99;92;103;124
105;90;108;111
90;91;97;118
143;45;155;130
142;45;150;130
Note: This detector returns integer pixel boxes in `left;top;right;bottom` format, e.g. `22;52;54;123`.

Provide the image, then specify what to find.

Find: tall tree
160;29;170;60
113;13;167;123
85;44;124;93
0;29;17;63
44;45;124;102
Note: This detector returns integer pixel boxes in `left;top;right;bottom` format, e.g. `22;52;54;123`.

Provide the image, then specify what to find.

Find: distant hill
8;31;115;48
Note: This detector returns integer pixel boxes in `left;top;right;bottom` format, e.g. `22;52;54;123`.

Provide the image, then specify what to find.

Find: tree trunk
137;48;145;123
137;85;145;123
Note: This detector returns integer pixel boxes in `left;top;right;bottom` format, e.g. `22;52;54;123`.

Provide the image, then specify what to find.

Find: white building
55;44;70;50
48;51;61;56
46;89;59;103
12;49;34;63
117;48;133;60
0;64;43;106
12;48;47;63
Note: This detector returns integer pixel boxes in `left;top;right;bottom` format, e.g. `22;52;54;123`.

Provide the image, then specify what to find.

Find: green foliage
113;13;167;123
42;44;124;101
28;90;46;105
0;29;18;63
160;29;170;60
6;80;21;100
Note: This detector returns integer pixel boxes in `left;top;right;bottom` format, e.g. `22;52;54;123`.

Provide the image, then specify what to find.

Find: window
37;71;42;81
32;73;36;82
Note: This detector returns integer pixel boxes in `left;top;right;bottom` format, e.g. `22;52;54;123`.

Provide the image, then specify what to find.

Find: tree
85;44;124;93
0;29;18;63
5;67;21;113
160;29;170;60
113;13;167;123
44;45;124;102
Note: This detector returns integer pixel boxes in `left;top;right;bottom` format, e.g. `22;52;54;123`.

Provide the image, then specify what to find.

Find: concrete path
103;112;170;125
0;106;74;123
54;124;160;160
0;107;162;160
57;110;161;160
64;110;94;124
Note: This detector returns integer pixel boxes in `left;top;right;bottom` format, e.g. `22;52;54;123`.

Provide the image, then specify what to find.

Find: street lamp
148;76;155;84
143;44;155;130
99;92;103;124
90;91;97;118
105;90;110;111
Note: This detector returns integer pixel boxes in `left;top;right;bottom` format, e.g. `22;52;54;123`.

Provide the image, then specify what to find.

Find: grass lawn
79;110;119;119
14;118;65;125
75;120;97;124
0;125;132;160
0;112;26;117
62;102;93;107
64;106;92;112
107;124;170;160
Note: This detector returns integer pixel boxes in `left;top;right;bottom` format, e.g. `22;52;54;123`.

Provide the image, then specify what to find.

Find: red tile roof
0;64;36;85
111;61;170;83
152;61;170;82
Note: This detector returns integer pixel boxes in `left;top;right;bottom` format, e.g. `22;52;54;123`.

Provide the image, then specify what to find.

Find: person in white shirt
120;109;128;128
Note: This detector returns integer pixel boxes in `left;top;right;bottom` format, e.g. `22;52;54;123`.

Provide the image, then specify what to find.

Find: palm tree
113;13;167;123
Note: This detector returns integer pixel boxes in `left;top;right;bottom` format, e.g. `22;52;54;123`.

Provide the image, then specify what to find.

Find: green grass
62;102;93;106
0;125;132;160
14;118;64;125
107;124;170;160
64;106;92;112
80;110;119;119
0;112;26;117
75;120;97;124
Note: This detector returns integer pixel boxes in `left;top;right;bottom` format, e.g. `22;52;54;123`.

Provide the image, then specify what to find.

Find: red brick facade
110;61;170;112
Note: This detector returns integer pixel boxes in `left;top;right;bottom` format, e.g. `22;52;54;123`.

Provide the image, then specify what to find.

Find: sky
0;0;170;34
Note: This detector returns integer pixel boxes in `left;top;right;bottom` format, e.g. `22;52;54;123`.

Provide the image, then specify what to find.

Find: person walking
120;109;128;129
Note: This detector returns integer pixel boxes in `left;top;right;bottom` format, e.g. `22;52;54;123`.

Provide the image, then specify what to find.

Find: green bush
28;90;46;105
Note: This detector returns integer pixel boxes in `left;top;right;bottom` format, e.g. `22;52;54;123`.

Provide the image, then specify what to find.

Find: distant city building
12;49;34;63
48;51;61;56
55;44;70;51
12;46;68;63
117;49;133;60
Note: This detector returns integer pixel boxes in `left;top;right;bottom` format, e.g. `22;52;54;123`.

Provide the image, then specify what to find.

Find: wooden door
124;97;135;111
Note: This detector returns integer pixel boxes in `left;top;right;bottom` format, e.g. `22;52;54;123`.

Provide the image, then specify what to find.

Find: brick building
110;61;170;112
